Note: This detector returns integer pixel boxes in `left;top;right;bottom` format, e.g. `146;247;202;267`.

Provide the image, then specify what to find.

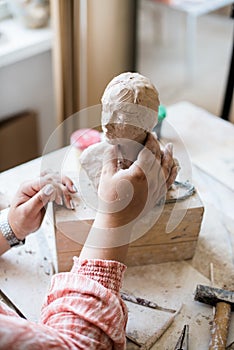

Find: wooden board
54;187;204;272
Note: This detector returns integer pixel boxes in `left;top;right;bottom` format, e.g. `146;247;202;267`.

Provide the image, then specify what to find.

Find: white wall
0;50;57;154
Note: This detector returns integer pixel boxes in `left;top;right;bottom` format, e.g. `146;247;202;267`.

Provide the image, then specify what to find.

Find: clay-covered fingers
97;146;135;221
133;147;156;177
51;183;74;209
144;153;167;208
101;145;118;176
133;133;161;176
98;145;116;200
52;175;77;209
61;175;77;193
161;143;177;189
40;171;77;209
41;170;76;192
98;145;121;204
130;133;162;194
166;159;179;189
145;132;161;161
129;138;162;211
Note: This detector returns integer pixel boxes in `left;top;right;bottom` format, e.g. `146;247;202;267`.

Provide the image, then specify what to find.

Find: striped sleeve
0;258;128;350
40;258;128;349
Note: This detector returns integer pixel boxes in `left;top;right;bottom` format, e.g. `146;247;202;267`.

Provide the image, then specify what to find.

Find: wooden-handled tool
194;284;234;350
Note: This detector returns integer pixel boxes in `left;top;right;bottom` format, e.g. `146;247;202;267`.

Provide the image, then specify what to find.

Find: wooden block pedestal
54;189;204;272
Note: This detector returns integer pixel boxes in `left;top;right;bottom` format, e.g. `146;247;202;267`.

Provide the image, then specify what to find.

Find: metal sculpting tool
174;324;189;350
0;289;26;319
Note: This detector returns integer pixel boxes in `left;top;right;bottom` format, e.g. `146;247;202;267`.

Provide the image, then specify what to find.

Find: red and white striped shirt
0;258;127;349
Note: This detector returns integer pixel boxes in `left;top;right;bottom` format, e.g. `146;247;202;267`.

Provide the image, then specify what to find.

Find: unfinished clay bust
101;72;159;144
79;72;160;189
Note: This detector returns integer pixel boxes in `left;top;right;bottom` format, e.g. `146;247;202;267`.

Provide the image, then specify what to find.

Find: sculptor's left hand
8;173;76;241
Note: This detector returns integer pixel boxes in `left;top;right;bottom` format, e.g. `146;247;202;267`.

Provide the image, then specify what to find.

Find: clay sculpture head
101;72;160;145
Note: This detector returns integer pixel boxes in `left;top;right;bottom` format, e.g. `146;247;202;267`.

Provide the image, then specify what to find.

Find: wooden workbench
0;102;233;348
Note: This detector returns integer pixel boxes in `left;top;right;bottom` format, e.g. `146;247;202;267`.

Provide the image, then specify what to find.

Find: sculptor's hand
8;173;76;240
79;133;177;262
97;133;176;228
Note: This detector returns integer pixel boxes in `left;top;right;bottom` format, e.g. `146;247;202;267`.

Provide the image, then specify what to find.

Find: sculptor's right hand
79;133;176;263
97;132;176;228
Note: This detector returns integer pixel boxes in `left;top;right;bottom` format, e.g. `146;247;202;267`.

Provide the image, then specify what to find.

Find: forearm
79;244;129;263
79;213;133;263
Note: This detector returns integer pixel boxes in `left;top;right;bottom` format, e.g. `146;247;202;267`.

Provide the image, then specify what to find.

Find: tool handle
209;301;231;350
